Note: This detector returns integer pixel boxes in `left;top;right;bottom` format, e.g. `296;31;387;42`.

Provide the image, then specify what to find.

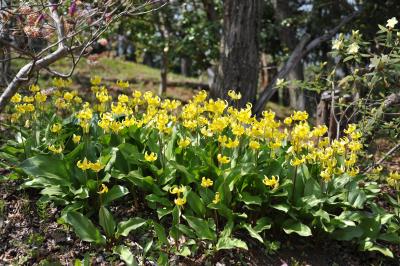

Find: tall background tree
211;0;261;107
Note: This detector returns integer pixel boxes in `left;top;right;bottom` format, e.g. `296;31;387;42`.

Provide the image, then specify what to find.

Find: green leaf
348;189;366;208
102;185;129;206
116;217;147;238
19;155;70;185
282;219;312;237
238;192;262;206
270;203;290;213
216;237;248;250
242;223;264;243
64;211;105;245
146;194;172;207
187;191;206;216
113;245;139;266
153;222;168;245
254;217;272;233
99;206;116;238
183;215;216;240
378;232;400;244
332;226;363;241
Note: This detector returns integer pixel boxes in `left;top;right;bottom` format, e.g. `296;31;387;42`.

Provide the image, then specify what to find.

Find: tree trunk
273;0;305;110
159;50;168;96
211;0;261;107
180;57;191;77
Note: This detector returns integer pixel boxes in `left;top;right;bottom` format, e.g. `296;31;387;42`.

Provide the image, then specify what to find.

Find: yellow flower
23;96;34;103
144;152;157;162
372;166;383;175
291;111;308;121
50;123;62;133
35;92;47;103
48;145;63;154
201;177;213;188
97;184;109;194
217;154;230;164
290;156;305;166
118;94;129;103
320;169;331;182
116;80;129;89
344;124;357;134
169;185;186;195
77;158;91;171
90;75;102;86
90;160;105;172
284;117;292;125
174;197;186;206
347;167;359;177
64;92;74;101
212;192;221;204
263;175;279;189
348;141;363;152
178;137;191;148
224;138;239;149
29;84;40;92
387;171;400;188
228;90;242;100
312;125;328;137
249;140;260;150
11;93;22;103
72;134;81;144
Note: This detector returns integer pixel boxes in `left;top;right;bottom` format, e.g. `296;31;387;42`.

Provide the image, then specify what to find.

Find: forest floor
0;178;399;266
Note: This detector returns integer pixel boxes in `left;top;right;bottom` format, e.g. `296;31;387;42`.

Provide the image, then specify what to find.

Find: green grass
45;56;203;84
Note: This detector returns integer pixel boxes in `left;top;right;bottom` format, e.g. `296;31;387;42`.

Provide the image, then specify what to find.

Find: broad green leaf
153;222;168;245
146;194;172;207
64;211;105;245
238;192;262;206
282;219;312;237
99;206;116;237
378;232;400;243
254;217;272;233
332;226;363;241
102;185;129;206
242;223;264;243
270;203;290;213
216;237;248;250
19;155;70;185
116;217;147;238
113;245;139;266
187;191;206;216
183;215;216;240
348;189;366;208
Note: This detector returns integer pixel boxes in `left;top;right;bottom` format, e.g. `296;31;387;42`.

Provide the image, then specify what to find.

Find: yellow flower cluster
77;158;105;172
387;171;399;189
170;185;186;206
8;80;366;190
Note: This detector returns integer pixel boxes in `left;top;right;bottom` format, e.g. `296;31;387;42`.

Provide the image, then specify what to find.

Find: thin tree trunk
211;0;261;107
159;50;168;96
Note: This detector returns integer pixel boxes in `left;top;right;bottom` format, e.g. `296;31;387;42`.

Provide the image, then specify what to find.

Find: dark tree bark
211;0;261;107
201;0;218;22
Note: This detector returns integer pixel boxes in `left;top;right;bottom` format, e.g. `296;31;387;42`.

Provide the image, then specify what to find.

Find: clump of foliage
1;75;399;263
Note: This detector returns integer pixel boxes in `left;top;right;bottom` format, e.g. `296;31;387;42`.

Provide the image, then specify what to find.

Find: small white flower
347;43;359;55
276;78;285;87
386;17;398;28
332;39;343;50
